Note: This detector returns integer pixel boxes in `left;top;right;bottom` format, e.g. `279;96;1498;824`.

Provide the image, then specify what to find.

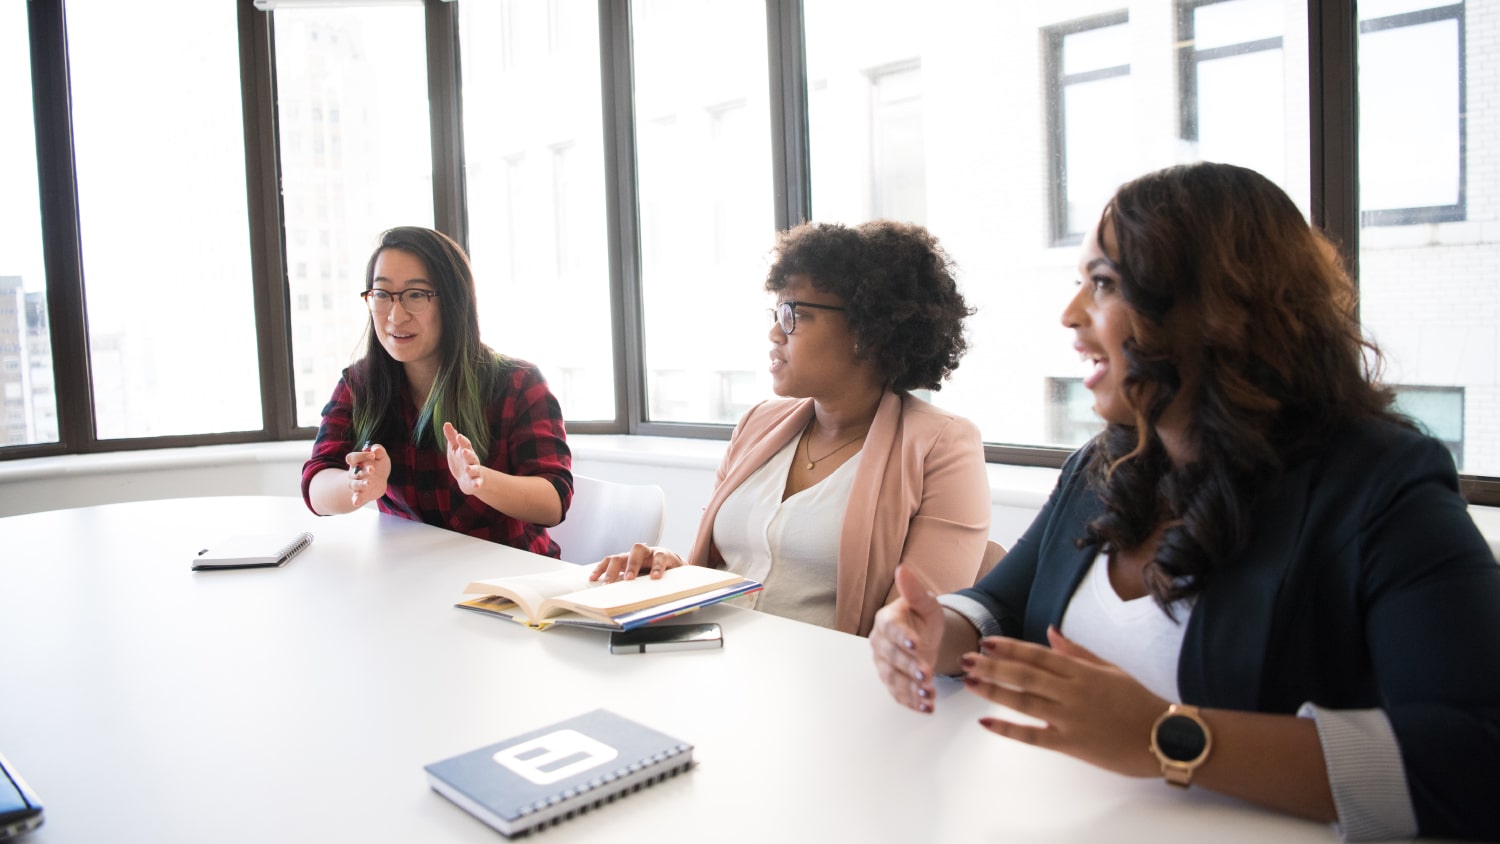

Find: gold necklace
802;425;867;471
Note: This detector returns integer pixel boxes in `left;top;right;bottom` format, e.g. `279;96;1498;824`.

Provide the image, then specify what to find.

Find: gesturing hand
962;626;1166;778
869;565;947;713
346;443;390;508
589;543;686;583
443;421;485;495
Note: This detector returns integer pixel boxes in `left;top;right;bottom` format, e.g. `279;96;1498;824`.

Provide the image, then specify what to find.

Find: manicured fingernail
980;639;997;654
917;687;930;699
962;675;980;688
914;670;927;682
902;638;915;650
958;655;975;670
918;702;932;713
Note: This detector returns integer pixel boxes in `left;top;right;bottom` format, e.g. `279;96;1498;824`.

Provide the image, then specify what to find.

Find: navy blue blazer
959;419;1500;840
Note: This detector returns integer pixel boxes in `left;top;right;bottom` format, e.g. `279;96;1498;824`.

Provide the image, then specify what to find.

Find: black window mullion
28;0;94;456
766;0;809;229
1307;0;1358;268
426;0;468;250
239;0;295;441
599;0;642;434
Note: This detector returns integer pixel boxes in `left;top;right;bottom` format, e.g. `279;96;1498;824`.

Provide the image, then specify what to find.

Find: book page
455;596;619;630
546;566;744;618
463;568;596;622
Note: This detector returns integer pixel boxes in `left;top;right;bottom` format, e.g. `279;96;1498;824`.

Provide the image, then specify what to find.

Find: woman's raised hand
961;626;1165;778
443;421;485;495
346;442;390;508
870;565;948;713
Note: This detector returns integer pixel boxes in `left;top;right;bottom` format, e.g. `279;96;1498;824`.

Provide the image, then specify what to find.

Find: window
869;62;926;223
460;0;614;422
1358;1;1496;479
67;0;259;439
1045;378;1098;448
272;3;434;429
1047;13;1132;246
633;0;775;425
707;101;762;264
6;0;1496;504
0;0;54;447
1392;385;1465;468
1358;1;1465;225
802;2;1311;457
1179;0;1305;211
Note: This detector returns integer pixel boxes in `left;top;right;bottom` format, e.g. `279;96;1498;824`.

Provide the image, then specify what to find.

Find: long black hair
349;226;507;460
1083;163;1409;607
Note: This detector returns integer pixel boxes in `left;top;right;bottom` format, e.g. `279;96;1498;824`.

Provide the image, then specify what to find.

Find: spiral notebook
424;709;694;838
191;531;313;571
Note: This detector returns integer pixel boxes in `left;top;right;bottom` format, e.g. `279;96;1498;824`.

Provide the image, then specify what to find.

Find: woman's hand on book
346;443;390;508
589;544;686;583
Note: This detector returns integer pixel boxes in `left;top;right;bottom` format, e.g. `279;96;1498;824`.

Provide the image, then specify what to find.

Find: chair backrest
975;539;1006;584
549;474;667;566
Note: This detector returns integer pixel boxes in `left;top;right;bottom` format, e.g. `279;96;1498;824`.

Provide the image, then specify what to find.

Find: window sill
1;438;1495;561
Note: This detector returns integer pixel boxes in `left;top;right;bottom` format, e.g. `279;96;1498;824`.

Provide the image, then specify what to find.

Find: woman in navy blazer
870;162;1500;841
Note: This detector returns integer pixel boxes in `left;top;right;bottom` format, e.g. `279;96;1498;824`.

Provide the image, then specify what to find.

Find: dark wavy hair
765;220;973;392
349;226;509;461
1083;162;1410;608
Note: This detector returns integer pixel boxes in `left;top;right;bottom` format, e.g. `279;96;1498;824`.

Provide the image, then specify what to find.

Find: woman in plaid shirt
301;227;572;557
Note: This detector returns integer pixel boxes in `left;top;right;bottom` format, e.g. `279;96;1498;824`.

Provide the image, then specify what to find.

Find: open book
456;565;762;631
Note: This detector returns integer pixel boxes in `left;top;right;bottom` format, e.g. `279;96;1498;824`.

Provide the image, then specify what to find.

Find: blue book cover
424;709;694;837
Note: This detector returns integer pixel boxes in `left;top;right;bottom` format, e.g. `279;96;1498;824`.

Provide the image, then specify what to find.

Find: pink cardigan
688;391;990;636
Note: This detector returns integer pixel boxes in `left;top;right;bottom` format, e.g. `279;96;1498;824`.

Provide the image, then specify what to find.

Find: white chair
975;539;1006;584
549;474;667;565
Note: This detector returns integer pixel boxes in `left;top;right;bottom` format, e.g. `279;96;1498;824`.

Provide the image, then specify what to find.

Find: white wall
2;438;1496;562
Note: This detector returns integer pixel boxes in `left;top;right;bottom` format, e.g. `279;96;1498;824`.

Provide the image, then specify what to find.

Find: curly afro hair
765;220;973;393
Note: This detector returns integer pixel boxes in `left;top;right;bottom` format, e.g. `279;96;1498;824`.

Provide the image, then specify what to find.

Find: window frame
1044;10;1131;248
1391;384;1466;468
1357;2;1467;227
8;0;1496;506
1177;0;1286;146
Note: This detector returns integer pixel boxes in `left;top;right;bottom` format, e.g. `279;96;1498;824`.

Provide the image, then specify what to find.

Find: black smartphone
609;622;723;654
0;751;43;841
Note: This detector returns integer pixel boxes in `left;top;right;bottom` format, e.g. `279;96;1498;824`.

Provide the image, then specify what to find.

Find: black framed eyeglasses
771;300;846;335
361;288;439;315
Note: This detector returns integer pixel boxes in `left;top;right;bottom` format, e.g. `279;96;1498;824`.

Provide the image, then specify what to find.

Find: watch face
1156;714;1208;762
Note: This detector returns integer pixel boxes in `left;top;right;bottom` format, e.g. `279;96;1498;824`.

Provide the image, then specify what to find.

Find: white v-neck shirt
1058;549;1194;702
712;436;861;630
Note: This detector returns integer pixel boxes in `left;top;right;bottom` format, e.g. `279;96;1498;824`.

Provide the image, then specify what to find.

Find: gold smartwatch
1149;703;1213;788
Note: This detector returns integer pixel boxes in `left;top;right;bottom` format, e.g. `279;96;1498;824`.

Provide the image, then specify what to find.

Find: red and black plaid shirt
301;360;572;556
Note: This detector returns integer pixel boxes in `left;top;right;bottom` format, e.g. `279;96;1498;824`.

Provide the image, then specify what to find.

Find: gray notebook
424;709;694;838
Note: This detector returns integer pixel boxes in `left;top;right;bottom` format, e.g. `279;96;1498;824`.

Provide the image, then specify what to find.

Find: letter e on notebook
424;708;693;838
492;729;617;786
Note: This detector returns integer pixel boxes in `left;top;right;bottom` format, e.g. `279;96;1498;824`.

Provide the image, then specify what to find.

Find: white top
712;436;860;630
1058;549;1192;702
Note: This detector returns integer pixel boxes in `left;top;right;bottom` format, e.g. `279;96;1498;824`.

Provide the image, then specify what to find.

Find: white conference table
0;496;1344;843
